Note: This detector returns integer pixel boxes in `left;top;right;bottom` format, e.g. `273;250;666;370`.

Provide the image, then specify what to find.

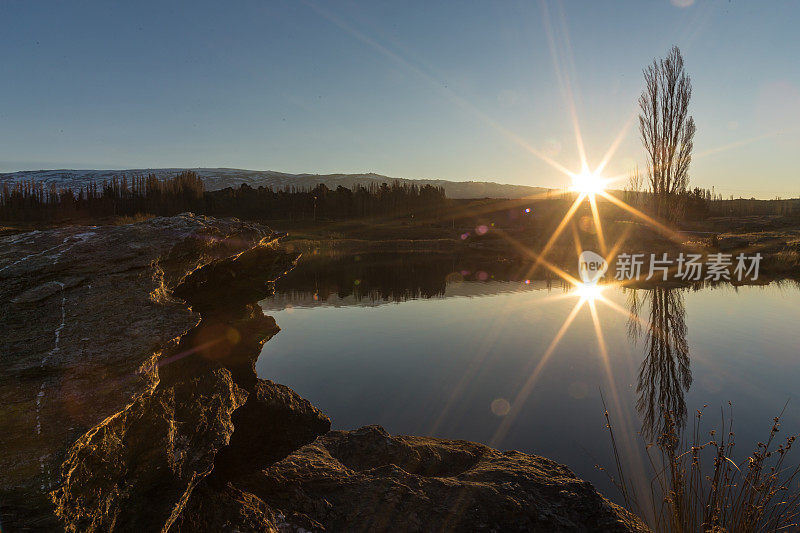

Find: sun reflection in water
573;281;605;303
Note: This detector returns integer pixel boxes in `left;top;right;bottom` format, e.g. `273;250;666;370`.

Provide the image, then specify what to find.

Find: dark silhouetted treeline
0;171;447;223
709;197;800;217
623;187;712;220
0;172;206;221
205;180;446;221
5;170;796;227
624;184;800;219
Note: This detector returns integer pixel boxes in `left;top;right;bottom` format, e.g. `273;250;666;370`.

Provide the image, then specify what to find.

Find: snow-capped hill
0;168;549;199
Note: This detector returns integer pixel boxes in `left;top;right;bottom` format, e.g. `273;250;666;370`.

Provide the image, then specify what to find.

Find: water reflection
268;253;793;455
271;252;699;448
627;287;692;443
278;252;697;446
259;253;800;503
270;252;570;308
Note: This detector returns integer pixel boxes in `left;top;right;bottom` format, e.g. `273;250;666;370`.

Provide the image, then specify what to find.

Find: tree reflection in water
273;252;547;303
627;287;692;444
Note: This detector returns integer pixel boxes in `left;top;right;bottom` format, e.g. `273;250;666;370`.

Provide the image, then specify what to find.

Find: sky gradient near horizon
1;1;798;198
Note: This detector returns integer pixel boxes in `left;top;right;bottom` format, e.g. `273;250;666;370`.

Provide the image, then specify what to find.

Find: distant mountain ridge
0;168;549;199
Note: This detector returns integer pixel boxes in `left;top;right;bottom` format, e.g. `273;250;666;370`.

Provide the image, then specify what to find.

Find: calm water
256;253;800;499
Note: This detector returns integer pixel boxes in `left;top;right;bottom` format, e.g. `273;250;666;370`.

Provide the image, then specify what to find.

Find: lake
256;252;800;499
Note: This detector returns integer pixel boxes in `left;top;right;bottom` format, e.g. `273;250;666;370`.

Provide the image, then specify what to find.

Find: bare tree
639;46;696;221
625;164;644;208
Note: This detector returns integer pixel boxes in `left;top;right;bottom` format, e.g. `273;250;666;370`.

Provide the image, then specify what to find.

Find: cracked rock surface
176;425;648;532
0;214;283;529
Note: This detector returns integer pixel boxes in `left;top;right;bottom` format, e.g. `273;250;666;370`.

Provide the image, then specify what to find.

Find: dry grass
773;250;800;273
602;397;800;532
113;212;156;225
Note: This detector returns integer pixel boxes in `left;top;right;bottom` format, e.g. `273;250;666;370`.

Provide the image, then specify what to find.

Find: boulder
174;425;649;532
210;380;332;483
51;365;329;532
51;365;247;532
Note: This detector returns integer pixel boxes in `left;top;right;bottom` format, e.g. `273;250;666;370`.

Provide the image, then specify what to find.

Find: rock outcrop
0;215;291;529
49;225;331;532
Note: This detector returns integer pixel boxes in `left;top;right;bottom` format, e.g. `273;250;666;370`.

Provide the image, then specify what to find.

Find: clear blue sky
1;1;798;197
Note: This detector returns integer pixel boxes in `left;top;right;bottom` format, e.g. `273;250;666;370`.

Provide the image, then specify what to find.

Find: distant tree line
205;180;447;221
708;197;800;217
0;171;447;222
3;170;795;226
623;184;712;220
622;182;800;219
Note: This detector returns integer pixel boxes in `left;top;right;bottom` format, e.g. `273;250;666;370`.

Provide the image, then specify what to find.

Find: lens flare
571;169;607;196
574;282;605;303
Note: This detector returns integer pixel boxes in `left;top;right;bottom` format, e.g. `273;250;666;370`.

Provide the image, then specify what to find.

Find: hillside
0;168;549;199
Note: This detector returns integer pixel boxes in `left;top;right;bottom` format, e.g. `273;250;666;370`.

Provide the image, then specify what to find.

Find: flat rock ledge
0;215;648;532
176;425;648;532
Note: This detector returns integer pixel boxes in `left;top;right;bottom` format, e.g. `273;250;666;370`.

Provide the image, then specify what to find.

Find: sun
571;169;607;196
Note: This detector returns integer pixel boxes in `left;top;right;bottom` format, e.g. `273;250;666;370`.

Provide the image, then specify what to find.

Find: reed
602;396;800;532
